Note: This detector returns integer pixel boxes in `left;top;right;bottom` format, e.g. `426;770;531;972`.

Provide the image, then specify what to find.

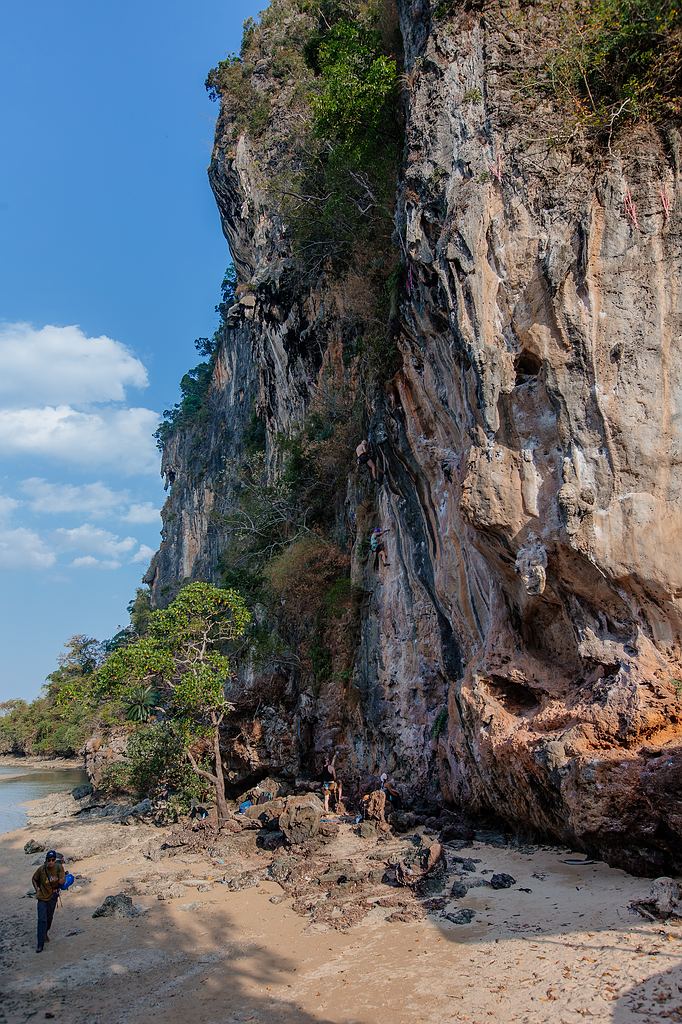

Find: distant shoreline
0;754;82;772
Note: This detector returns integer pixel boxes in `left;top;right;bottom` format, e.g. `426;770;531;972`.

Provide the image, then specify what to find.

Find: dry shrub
265;535;350;631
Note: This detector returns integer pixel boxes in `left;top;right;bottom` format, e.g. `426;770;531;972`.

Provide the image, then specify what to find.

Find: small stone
490;873;517;890
441;908;475;925
269;895;284;904
223;870;260;892
24;839;45;854
451;881;468;899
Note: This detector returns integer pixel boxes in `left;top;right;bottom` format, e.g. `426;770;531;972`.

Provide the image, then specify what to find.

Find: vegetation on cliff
207;0;403;369
154;265;238;453
493;0;681;144
148;1;402;721
543;0;681;128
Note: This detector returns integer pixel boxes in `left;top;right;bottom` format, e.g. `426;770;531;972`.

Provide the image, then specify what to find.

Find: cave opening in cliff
486;675;540;713
514;350;542;386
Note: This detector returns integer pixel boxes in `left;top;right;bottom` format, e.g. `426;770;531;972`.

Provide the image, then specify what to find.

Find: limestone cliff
147;0;682;874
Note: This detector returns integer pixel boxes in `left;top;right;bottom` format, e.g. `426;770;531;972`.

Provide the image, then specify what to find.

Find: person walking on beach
32;850;65;952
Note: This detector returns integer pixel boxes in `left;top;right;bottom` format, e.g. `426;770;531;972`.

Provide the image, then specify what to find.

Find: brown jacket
32;863;65;901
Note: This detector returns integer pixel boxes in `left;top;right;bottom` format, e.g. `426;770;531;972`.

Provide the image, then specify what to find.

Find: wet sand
1;790;680;1024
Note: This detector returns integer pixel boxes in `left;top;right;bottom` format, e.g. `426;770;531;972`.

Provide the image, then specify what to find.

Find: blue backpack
52;852;74;890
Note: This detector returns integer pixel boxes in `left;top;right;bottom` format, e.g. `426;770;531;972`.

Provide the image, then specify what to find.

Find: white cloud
122;502;160;525
131;544;155;564
0;527;56;570
0;323;148;407
21;478;128;517
0;406;160;475
71;555;122;570
56;524;138;560
0;494;19;522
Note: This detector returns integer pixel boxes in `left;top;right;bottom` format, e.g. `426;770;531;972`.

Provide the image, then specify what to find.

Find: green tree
127;587;152;636
96;582;250;821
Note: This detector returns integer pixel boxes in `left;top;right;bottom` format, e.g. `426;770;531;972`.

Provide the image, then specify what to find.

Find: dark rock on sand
490;873;517;889
441;908;476;925
92;894;140;919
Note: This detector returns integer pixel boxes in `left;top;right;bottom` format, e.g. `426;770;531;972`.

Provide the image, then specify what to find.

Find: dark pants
37;894;58;949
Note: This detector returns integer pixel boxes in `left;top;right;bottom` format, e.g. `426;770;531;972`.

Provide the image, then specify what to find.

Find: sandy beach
1;782;680;1024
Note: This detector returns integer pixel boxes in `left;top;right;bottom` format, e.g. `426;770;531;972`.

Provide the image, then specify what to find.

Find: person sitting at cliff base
380;772;403;809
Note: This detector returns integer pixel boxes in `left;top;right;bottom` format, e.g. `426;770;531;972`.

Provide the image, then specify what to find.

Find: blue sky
0;0;261;701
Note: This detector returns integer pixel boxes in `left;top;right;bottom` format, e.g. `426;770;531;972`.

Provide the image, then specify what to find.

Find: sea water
0;764;88;834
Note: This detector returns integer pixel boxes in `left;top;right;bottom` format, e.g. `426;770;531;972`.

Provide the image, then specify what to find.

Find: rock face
147;1;682;873
83;730;128;788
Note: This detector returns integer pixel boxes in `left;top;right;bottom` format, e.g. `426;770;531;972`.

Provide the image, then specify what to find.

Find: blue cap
46;850;57;860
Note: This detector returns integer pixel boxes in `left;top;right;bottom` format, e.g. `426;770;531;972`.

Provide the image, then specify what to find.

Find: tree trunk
212;718;228;823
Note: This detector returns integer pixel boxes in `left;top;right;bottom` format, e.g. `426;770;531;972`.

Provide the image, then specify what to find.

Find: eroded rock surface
146;1;682;873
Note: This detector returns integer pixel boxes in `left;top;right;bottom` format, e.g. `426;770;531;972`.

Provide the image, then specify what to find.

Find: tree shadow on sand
3;895;346;1024
612;965;682;1022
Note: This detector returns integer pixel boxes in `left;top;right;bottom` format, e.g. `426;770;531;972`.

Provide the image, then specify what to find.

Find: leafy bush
154;362;213;452
311;22;398;161
128;587;152;636
284;14;400;277
100;724;209;807
264;538;358;690
265;536;350;626
431;707;448;741
243;409;267;455
123;685;158;723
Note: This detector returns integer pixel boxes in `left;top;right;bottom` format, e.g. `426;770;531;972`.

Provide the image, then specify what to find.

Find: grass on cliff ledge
500;0;681;142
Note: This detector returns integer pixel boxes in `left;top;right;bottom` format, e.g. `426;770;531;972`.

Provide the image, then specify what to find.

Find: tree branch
186;747;218;785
